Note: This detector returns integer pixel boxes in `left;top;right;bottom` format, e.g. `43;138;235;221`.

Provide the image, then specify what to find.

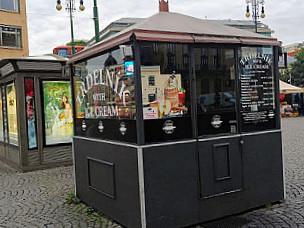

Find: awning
280;80;304;94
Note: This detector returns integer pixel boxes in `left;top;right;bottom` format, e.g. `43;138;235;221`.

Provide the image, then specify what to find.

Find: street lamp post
56;0;100;54
245;0;266;33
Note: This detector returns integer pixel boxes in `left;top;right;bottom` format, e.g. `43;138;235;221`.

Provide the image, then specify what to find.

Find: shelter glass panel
239;46;276;131
6;82;18;146
42;81;73;145
25;78;37;149
140;42;192;142
0;87;3;141
73;46;136;143
195;47;237;136
2;86;8;143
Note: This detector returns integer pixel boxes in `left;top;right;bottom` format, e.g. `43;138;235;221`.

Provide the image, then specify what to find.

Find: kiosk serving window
140;42;192;142
73;46;136;143
195;47;237;136
42;81;73;145
6;82;18;146
239;46;276;131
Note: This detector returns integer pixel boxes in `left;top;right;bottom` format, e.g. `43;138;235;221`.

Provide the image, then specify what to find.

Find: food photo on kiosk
66;1;284;227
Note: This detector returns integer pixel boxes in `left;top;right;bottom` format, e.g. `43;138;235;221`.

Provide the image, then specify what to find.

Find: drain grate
201;217;252;228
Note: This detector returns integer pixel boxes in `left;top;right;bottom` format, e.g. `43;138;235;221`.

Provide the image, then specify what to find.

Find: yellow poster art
6;82;18;146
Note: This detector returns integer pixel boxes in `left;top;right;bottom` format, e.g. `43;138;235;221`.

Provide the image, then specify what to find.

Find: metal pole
253;0;258;33
69;0;76;54
93;0;100;43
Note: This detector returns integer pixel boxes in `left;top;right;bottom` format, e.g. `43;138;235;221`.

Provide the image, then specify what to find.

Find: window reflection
195;47;237;136
140;43;190;119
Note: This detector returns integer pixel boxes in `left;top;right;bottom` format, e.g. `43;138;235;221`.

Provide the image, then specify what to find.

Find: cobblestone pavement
0;117;304;228
0;163;121;228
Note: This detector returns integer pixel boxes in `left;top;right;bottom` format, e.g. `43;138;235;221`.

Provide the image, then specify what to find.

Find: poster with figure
42;81;73;145
25;78;37;149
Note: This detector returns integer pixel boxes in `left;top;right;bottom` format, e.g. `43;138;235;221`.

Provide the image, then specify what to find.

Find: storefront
0;56;73;171
68;12;284;228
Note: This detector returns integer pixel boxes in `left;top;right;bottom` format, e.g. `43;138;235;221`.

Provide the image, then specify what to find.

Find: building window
148;76;155;86
0;26;22;48
148;94;156;103
0;0;19;12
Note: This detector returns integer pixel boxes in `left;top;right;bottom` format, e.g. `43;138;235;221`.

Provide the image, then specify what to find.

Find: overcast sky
26;0;304;56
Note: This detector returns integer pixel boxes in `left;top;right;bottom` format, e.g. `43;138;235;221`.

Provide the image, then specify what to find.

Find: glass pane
25;78;37;149
2;32;16;47
2;86;8;143
239;46;276;131
6;82;18;146
42;81;73;145
0;87;4;141
195;47;237;136
58;49;68;56
73;46;136;143
140;42;192;142
0;0;19;11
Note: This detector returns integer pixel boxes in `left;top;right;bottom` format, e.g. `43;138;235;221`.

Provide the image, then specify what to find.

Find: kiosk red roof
68;12;280;64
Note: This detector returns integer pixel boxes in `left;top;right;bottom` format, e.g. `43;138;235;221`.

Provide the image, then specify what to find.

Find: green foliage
85;206;95;215
287;48;304;86
64;192;114;225
66;40;86;46
65;192;80;204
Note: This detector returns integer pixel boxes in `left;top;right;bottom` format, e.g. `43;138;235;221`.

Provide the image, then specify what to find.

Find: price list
240;55;275;125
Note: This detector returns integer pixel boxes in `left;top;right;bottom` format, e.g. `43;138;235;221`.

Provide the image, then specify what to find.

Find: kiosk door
194;47;243;198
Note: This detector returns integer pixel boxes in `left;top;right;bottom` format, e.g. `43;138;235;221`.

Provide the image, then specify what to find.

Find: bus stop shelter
0;56;73;171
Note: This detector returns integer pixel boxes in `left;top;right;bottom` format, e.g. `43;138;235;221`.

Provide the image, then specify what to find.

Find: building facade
0;0;29;59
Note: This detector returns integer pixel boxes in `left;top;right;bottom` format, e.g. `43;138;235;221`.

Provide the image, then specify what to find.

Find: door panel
194;47;243;198
198;137;243;198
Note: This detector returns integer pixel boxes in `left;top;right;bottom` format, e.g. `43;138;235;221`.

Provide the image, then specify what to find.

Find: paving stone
0;117;304;227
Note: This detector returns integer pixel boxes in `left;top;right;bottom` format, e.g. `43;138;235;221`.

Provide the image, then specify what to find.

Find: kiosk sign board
239;47;276;131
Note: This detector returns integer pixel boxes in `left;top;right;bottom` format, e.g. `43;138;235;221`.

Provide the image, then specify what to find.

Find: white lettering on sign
92;93;106;102
240;52;272;66
85;105;119;119
77;68;130;107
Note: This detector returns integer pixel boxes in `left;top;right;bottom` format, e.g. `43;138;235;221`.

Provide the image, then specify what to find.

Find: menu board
239;47;276;131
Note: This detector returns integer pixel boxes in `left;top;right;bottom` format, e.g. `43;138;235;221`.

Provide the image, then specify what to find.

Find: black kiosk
68;12;284;228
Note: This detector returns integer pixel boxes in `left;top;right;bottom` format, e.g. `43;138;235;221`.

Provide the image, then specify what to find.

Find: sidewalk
0;117;304;227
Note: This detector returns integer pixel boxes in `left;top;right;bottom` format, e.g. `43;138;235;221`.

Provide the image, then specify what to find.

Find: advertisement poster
25;78;37;149
6;82;18;146
42;81;73;145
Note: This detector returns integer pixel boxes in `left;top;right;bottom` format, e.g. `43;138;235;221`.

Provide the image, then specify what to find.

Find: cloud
26;0;304;56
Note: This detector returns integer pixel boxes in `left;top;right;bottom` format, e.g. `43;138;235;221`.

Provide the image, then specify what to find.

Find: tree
66;40;86;46
282;48;304;86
